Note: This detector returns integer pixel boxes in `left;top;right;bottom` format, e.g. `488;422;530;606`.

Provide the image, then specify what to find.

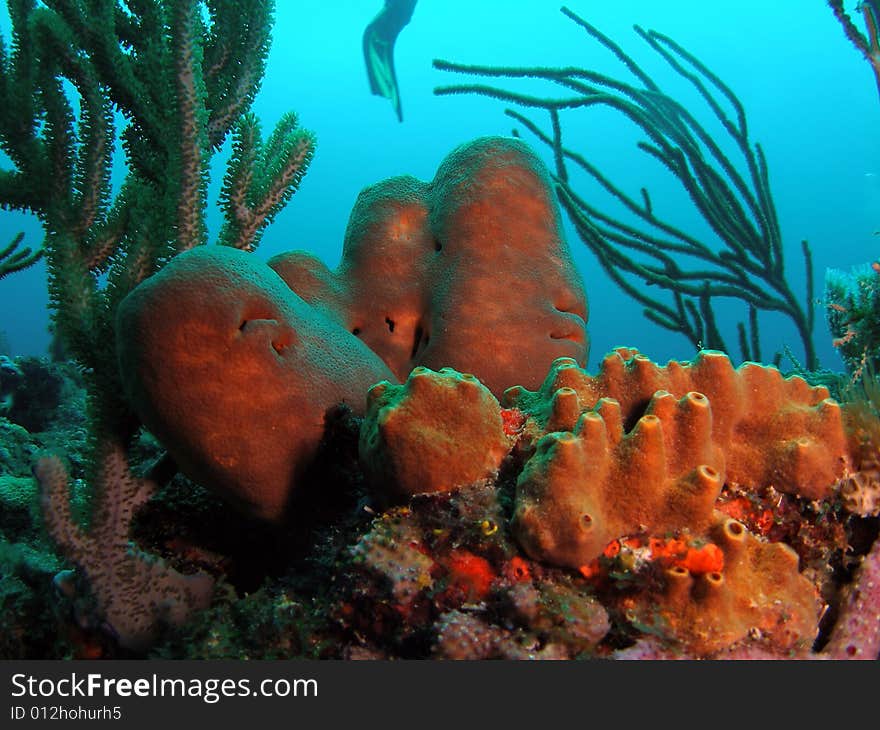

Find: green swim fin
363;0;417;121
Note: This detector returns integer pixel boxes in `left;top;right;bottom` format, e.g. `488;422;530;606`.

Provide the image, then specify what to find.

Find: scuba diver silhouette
363;0;418;121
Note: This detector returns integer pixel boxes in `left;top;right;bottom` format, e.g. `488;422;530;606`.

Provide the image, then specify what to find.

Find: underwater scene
0;0;878;660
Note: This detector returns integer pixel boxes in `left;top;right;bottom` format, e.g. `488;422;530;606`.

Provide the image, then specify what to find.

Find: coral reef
340;484;611;660
485;348;852;656
0;342;876;660
2;3;878;662
326;353;860;659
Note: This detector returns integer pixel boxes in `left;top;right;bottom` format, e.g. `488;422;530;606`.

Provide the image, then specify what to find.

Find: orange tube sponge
513;390;724;569
269;136;589;395
116;246;395;521
625;517;821;657
505;348;849;499
359;366;510;498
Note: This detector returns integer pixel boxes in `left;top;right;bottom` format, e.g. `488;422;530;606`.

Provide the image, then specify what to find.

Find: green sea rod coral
0;0;314;651
0;232;41;280
829;0;880;100
434;6;817;368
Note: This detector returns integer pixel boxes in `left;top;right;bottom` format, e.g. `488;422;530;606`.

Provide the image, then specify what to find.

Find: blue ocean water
0;0;877;373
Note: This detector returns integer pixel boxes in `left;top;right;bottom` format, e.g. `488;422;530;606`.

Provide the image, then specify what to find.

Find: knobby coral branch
33;448;213;651
829;0;880;100
433;6;818;368
218;111;316;251
0;231;42;279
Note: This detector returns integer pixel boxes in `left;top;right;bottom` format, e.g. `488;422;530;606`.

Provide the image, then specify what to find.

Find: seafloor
1;349;878;661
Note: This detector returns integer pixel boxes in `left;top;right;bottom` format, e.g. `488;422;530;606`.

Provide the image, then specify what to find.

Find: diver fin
362;0;417;122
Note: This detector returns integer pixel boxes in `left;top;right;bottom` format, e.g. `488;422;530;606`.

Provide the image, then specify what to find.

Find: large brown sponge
116;246;394;521
269;136;589;395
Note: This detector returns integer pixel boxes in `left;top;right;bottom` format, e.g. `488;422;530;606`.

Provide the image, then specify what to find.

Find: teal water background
1;0;877;372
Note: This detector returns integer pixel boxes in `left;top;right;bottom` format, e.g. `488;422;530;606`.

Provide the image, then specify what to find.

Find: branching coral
0;0;314;648
829;0;880;100
825;264;880;378
0;232;41;280
33;448;213;651
433;5;817;367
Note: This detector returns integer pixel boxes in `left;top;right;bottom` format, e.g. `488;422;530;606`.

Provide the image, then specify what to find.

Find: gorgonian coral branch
218;111;316;251
829;0;880;99
0;231;42;279
170;0;209;252
203;0;272;148
34;447;214;651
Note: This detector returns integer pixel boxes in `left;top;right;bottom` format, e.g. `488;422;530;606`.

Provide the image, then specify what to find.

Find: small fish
363;0;418;122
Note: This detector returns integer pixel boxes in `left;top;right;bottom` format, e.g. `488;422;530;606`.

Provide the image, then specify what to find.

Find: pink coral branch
173;0;207;253
35;445;214;652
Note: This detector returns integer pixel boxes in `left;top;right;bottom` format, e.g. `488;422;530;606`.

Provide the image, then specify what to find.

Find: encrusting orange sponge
506;348;849;499
359;367;511;499
624;516;821;656
513;390;724;569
